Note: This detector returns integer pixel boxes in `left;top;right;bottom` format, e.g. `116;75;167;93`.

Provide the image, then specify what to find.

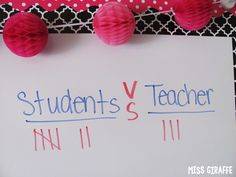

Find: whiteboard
0;34;236;177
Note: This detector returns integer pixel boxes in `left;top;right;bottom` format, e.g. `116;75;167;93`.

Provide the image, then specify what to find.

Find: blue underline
148;110;215;114
26;116;117;123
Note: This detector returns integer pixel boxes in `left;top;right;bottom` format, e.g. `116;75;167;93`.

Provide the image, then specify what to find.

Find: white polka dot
214;9;218;13
117;0;122;2
141;0;145;3
48;3;52;7
99;4;102;7
21;2;26;7
73;3;78;7
135;5;140;9
159;6;163;10
129;0;133;2
153;1;157;4
86;3;90;8
164;1;168;5
8;2;13;6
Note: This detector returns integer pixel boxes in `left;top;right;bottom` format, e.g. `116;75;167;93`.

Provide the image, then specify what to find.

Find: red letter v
123;81;138;99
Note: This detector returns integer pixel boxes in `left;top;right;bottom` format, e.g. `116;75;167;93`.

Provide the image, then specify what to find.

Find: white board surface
0;34;236;177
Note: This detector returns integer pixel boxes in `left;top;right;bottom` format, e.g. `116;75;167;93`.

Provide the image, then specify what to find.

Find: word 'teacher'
0;34;235;177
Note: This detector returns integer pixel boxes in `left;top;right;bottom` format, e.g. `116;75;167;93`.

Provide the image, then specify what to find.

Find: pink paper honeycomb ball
93;2;135;45
173;0;213;31
3;12;48;57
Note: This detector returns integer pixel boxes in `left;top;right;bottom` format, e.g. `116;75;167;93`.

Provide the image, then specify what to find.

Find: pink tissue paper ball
173;0;213;31
3;12;48;57
93;2;135;45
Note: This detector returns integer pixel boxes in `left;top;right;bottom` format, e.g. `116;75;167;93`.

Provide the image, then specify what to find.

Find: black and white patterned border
0;4;236;109
0;4;235;35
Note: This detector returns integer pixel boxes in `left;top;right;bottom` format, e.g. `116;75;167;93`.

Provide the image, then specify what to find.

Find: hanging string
47;10;173;29
46;0;224;29
134;9;173;18
47;21;93;29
